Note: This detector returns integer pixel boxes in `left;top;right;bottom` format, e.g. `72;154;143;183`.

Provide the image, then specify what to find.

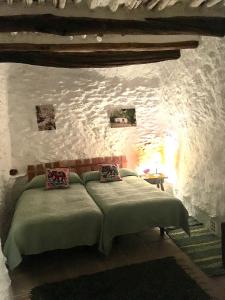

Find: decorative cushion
99;164;122;182
46;168;70;189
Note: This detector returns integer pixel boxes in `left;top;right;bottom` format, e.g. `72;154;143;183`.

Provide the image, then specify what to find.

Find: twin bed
3;156;189;270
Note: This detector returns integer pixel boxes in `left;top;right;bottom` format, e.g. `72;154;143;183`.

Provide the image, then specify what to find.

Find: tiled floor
10;228;225;300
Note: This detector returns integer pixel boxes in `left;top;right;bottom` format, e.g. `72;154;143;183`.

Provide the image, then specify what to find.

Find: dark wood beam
0;41;198;52
0;50;180;68
0;15;224;37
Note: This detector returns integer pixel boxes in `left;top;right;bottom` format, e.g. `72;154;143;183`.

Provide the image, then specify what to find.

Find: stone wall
6;36;225;218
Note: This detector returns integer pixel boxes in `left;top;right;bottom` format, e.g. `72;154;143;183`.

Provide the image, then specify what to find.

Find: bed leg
160;227;165;237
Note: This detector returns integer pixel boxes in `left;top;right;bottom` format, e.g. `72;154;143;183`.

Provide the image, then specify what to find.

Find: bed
3;172;103;270
3;155;189;269
4;155;125;270
83;169;190;255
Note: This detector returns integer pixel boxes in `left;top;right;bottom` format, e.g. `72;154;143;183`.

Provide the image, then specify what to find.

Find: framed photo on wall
35;104;56;131
109;108;136;128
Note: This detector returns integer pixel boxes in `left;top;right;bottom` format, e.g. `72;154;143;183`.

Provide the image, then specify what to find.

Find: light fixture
96;35;103;42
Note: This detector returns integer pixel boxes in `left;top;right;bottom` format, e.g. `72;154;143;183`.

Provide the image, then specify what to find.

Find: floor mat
30;256;211;300
167;217;225;276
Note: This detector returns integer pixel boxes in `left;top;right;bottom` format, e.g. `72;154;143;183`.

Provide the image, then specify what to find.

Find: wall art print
109;108;136;128
35;104;56;131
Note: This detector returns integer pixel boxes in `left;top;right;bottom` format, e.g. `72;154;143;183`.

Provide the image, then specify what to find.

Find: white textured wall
0;64;12;240
0;65;11;207
7;36;225;218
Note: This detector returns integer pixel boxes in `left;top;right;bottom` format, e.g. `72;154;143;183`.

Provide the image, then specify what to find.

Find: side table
143;173;167;191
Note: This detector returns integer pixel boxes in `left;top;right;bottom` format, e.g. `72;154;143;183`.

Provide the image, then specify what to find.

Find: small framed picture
109;108;136;128
35;104;56;131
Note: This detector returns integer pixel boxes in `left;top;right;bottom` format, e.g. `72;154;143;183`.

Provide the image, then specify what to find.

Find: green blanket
4;183;102;270
86;176;189;254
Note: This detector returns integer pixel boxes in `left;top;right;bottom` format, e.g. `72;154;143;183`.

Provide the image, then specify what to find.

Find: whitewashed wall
6;36;225;218
0;64;11;220
0;65;12;299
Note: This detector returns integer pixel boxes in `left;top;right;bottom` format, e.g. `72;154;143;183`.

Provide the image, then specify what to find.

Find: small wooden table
143;173;167;191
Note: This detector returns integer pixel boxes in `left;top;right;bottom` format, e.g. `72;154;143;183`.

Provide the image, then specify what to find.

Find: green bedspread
86;176;189;255
3;183;102;270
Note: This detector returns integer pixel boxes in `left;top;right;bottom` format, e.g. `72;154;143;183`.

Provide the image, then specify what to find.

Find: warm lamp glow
136;146;163;176
136;133;178;185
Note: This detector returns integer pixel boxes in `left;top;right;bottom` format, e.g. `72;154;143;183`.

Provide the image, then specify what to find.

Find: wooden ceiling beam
0;50;180;68
0;41;198;52
0;15;224;37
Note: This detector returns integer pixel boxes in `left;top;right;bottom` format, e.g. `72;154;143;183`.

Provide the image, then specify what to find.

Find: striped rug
166;217;225;277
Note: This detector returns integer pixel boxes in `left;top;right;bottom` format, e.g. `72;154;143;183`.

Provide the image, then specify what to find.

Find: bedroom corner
1;38;224;227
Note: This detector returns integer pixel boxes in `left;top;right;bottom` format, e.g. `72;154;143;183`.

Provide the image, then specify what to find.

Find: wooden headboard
27;155;127;181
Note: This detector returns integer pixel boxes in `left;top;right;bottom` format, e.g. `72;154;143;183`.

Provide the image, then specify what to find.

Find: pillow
46;168;70;189
25;172;82;190
81;168;137;184
99;164;122;183
81;171;100;185
119;168;138;177
69;172;83;184
25;175;45;190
